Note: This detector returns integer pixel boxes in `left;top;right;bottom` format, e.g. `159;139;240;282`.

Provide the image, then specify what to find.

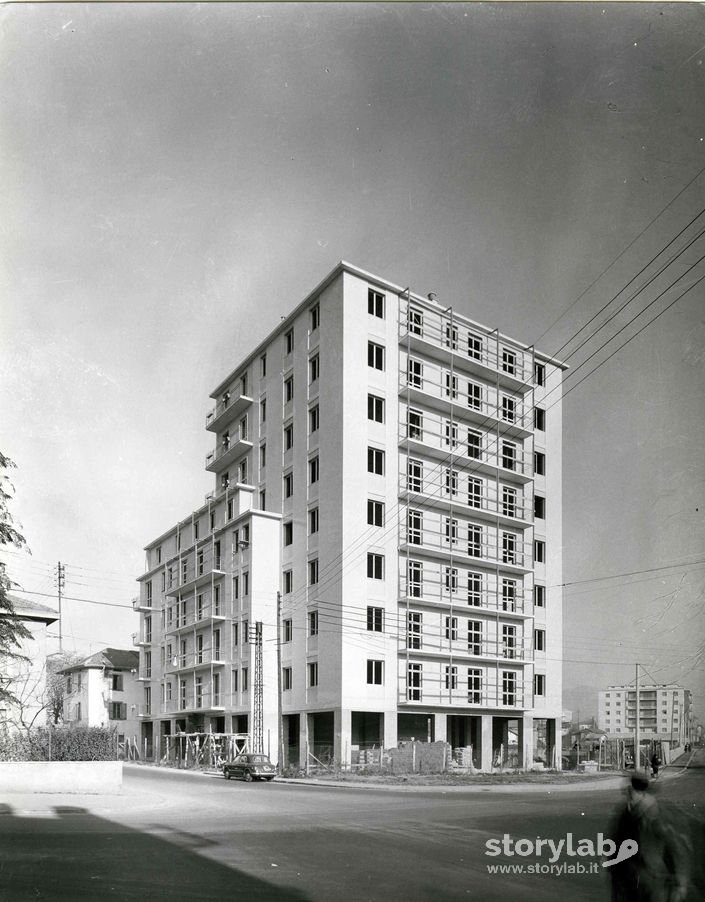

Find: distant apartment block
597;683;693;747
135;261;565;770
62;648;141;741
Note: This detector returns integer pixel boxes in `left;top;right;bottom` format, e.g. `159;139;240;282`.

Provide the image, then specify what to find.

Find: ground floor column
480;714;493;771
335;708;352;769
522;714;534;769
383;710;397;752
299;712;310;771
434;712;448;743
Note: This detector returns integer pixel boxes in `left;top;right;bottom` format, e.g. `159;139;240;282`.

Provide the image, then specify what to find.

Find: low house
0;595;59;731
62;648;141;743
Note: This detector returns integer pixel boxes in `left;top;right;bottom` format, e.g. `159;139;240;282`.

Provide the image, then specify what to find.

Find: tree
0;452;33;708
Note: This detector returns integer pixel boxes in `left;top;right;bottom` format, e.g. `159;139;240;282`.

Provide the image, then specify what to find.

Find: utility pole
276;591;284;771
54;561;65;653
635;663;640;771
251;621;263;754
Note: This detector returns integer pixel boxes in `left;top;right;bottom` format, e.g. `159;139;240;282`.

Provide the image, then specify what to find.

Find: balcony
136;705;152;718
399;532;533;574
400;435;533;484
205;436;253;473
164;650;227;673
132;632;152;647
132;595;155;613
205;393;253;433
165;562;225;597
401;640;531;664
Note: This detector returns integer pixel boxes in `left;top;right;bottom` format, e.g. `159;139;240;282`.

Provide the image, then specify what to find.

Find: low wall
0;761;123;794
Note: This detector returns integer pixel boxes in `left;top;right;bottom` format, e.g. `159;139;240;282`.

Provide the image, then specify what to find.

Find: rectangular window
243;572;249;596
468;668;482;704
444;372;459;400
310;304;320;331
260;398;267;424
444;420;459;449
502;579;517;612
367;606;384;632
110;702;127;720
444;517;458;546
534;540;545;563
367;659;384;685
368;288;385;318
534;362;545;386
445;615;458;640
444;468;458;497
501;441;516;471
468;332;482;360
242;667;249;691
309;455;320;484
307;662;318;688
308;559;319;586
534;584;545;608
444;322;458;350
309;405;319;433
368;394;385;423
467;381;482;411
534;495;546;519
284;472;293;498
445;665;458;690
242;620;249;645
283;570;293;594
308;610;319;636
214;585;221;616
468;525;482;558
238;458;248;484
444;566;458;594
467;430;482;460
284;375;294;404
502;486;517;518
284;521;293;546
407;560;423;597
407;662;422;701
367;552;384;580
468;572;482;607
502;671;517;706
535;674;546;697
368;341;385;371
309;354;320;383
309;507;319;534
534;407;546;431
468;477;482;509
407;408;423;440
534;628;546;652
407;611;422;649
502;624;517;659
260;353;267;378
283;619;293;643
407;358;423;388
241;372;248;396
468;620;482;655
283;667;293;691
284;423;294;451
534;451;546;476
367;447;385;475
501;395;516;423
239;415;248;441
285;329;294;355
407;509;422;545
259;444;266;468
407;459;423;493
502;348;517;375
111;673;124;691
367;499;384;527
408;307;423;335
502;532;517;564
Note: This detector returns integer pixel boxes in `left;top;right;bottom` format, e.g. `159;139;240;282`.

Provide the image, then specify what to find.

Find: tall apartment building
597;683;693;747
135;261;564;770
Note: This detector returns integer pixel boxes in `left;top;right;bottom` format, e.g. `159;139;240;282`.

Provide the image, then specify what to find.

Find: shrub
0;726;117;761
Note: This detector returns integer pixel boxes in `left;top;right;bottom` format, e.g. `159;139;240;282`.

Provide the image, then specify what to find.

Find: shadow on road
0;802;312;902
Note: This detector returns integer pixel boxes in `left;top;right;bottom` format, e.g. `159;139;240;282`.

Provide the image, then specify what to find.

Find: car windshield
248;755;270;763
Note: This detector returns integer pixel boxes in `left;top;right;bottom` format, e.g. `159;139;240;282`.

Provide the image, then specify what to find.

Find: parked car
223;754;276;782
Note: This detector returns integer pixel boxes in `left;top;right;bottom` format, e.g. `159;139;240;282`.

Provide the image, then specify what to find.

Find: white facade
137;262;565;770
597;683;693;746
62;649;141;741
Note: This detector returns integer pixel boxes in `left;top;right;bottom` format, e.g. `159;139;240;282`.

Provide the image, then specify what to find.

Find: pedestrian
607;772;688;902
651;751;661;779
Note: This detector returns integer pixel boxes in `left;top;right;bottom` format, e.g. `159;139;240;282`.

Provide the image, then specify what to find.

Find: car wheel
244;770;253;782
265;776;274;782
224;771;231;780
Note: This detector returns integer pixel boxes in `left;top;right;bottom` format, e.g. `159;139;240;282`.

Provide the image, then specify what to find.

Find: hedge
0;726;117;761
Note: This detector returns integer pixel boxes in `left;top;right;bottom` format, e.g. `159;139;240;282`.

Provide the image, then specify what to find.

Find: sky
1;2;704;719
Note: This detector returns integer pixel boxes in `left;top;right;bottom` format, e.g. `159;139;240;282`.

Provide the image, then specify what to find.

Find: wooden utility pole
276;591;284;771
635;663;641;771
55;561;65;652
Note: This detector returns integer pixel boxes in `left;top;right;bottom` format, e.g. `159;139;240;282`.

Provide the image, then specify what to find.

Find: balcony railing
205;392;253;433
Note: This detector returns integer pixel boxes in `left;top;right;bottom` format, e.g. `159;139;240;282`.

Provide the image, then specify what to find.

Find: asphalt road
1;763;704;902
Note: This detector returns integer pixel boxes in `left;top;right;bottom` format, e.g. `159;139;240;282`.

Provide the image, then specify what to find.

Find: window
367;499;384;527
534;540;545;563
444;420;459;449
408;307;423;335
502;579;517;612
534;451;545;476
502;348;517;375
444;517;458;546
308;610;319;636
407;408;423;440
283;667;293;691
445;665;458;690
182;560;188;584
407;611;422;649
232;670;238;693
146;581;153;604
241;372;248;396
260;444;266;468
534;495;545;519
214;585;221;616
407;560;423;597
242;667;249;691
309;405;319;434
367;553;384;580
284;375;294;403
502;671;517;706
284;521;293;546
407;509;422;544
238;458;248;484
197;550;204;576
179;679;187;709
467;381;482;411
367;447;384;475
468;524;482;557
468;477;482;508
444;468;458;497
260;353;267;378
502;486;517;518
367;606;384;632
502;624;517;659
368;394;385;423
283;619;293;642
444;322;458;350
196;633;204;664
501;441;516;471
284;423;294;450
283;570;293;594
534;407;546;431
501;395;516;423
468;332;483;360
534;673;545;696
534;628;546;652
243;572;249;596
307;662;318;688
110;702;127;720
156;545;162;564
467;430;482;460
111;673;123;692
445;615;458;640
284;472;293;498
407;459;423;492
309;455;320;484
309;354;320;383
239;415;248;441
407;358;423;388
309;507;319;534
502;532;517;564
310;304;320;331
468;668;482;704
368;341;385;371
368;288;385;318
468;572;482;607
242;619;249;644
308;559;319;586
444;567;458;594
285;329;294;354
468;620;482;655
367;659;384;685
144;651;152;678
260;398;267;423
534;362;545;386
407;663;422;701
444;372;458;400
210;512;215;531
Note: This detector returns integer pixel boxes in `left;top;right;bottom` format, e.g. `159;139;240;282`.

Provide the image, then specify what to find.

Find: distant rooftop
61;648;139;673
4;594;59;625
